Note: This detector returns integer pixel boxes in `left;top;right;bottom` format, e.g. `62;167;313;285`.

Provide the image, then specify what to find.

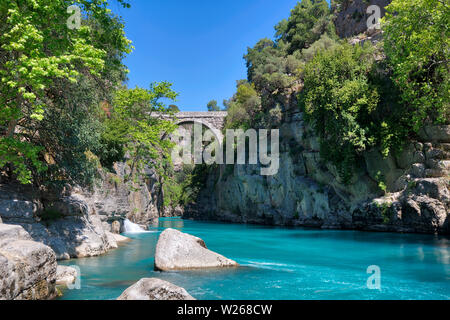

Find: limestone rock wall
89;162;161;232
186;102;450;234
0;162;162;260
185;0;449;235
333;0;391;38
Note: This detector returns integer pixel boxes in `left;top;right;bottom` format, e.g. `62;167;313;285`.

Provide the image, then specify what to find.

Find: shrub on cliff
275;0;336;54
225;0;336;130
382;0;450;128
224;81;262;130
299;43;381;183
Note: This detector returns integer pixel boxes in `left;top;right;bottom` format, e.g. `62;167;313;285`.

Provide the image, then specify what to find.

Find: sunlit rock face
0;224;57;300
333;0;391;38
0;161;162;260
117;278;195;300
186;96;450;234
154;228;238;271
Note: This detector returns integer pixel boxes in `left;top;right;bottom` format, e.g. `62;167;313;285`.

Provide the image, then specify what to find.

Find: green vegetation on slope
0;0;178;188
223;0;449;185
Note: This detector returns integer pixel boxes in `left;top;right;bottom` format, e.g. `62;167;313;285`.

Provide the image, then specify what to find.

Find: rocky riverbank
0;162;160;260
0;161;161;300
0;224;57;300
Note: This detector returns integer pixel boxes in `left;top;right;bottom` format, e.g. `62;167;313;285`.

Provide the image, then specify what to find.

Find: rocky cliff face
186;98;450;234
0;162;161;260
185;0;449;235
88;162;161;232
333;0;391;38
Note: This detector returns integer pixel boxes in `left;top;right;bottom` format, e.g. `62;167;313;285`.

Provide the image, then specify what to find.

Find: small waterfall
123;219;148;233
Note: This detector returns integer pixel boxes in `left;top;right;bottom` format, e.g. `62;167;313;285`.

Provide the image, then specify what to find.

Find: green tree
382;0;450;129
104;82;178;181
225;81;261;129
275;0;335;54
0;0;132;184
299;43;380;183
244;38;301;93
168;104;180;113
207;100;220;112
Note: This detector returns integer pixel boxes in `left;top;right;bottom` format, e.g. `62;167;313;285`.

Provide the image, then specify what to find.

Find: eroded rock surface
333;0;391;38
154;228;238;271
117;278;195;300
56;265;78;286
186;100;449;235
0;224;57;300
0;162;161;260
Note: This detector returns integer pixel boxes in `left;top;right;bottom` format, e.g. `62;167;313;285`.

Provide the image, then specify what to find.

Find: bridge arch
174;118;224;145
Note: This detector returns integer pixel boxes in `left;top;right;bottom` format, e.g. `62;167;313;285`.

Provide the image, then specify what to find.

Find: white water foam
123;219;149;233
241;260;297;272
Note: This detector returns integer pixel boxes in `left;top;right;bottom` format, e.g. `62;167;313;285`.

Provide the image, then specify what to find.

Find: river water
59;218;450;300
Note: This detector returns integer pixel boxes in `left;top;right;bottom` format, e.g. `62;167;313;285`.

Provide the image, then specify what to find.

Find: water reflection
156;217;184;230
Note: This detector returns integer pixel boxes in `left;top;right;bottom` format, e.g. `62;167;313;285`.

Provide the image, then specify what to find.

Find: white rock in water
106;231;130;247
56;265;78;286
117;278;195;300
154;228;238;271
113;233;130;244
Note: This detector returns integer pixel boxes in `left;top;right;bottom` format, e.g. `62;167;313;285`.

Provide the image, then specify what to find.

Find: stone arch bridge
158;111;228;143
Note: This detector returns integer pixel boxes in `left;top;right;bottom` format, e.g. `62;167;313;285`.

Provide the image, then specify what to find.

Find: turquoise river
59;218;450;300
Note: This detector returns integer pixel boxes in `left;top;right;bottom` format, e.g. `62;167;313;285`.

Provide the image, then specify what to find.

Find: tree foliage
103;82;178;181
275;0;335;54
207;100;220;112
299;43;380;183
226;0;335;130
0;0;132;185
382;0;450;129
225;81;261;129
245;38;301;94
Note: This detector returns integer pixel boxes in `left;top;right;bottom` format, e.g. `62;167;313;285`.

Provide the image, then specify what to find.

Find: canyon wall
185;0;449;235
0;162;161;260
186;99;450;234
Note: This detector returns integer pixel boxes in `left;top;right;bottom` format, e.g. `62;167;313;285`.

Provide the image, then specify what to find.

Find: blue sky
114;0;301;111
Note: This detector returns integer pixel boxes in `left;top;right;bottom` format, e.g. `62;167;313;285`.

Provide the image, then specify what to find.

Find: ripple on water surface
59;218;450;300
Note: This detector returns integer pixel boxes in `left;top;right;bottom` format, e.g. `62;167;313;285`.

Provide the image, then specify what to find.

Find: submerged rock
56;265;78;286
154;228;238;271
117;278;195;300
106;231;130;246
0;224;57;300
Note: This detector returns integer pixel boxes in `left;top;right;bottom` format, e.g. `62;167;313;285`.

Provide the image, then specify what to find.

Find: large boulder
0;223;32;246
154;228;238;271
18;214;118;260
56;265;78;286
0;185;119;260
418;125;450;143
117;278;195;300
0;224;57;300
